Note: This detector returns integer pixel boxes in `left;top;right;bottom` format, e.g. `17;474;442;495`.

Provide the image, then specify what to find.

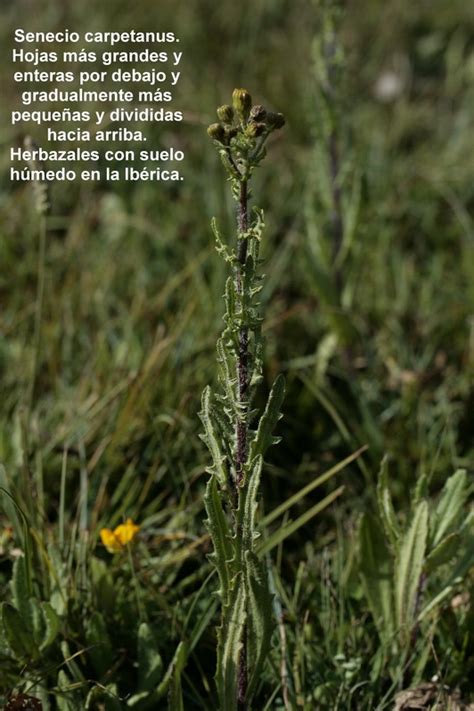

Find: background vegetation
0;0;473;708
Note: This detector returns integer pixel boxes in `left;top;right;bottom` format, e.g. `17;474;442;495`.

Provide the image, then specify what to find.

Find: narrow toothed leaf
249;375;285;464
199;386;228;488
216;575;247;711
245;551;274;699
204;476;234;605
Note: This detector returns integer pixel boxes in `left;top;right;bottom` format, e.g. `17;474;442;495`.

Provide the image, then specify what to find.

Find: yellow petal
114;519;140;546
100;528;123;553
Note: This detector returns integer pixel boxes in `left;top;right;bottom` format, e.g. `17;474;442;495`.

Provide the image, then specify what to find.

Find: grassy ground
0;0;473;708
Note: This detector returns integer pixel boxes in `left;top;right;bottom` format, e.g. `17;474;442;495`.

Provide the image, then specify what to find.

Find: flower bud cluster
207;88;285;147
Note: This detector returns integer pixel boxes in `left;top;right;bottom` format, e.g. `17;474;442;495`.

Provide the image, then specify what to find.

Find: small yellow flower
100;518;140;553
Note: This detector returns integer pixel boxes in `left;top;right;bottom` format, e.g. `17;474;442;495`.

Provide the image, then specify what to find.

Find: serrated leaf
216;576;247;711
430;470;468;548
212;218;233;263
138;622;163;693
358;513;395;644
248;375;285;464
245;551;273;700
204;476;234;605
395;500;428;637
199;386;228;488
1;602;39;660
238;456;263;553
376;457;400;550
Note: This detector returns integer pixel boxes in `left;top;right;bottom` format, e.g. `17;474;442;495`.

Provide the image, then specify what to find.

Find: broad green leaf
376;457;400;549
1;602;39;660
10;556;33;629
204;475;234;605
430;470;468;548
395;500;428;637
85;684;122;710
29;597;45;647
85;611;113;677
424;532;460;573
358;513;394;644
138;622;164;693
56;670;82;711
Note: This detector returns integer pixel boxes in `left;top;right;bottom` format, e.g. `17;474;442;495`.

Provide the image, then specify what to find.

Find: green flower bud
250;104;266;121
247;121;267;138
266;111;286;130
232;88;252;121
217;104;234;124
207;122;226;143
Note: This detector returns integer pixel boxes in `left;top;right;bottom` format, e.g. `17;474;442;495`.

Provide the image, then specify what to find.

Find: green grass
0;0;473;708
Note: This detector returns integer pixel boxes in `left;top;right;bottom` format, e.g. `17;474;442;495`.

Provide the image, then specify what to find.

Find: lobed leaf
248;375;285;465
199;386;228;488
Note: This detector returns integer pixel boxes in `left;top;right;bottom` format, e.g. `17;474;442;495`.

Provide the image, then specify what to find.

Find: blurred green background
0;0;473;707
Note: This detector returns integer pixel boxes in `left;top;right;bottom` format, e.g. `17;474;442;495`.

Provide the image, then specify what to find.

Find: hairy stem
236;178;249;709
236;178;249;487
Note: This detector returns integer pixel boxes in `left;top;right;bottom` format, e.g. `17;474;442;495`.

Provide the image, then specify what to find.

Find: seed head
250;105;267;121
232;88;252;121
207;122;227;143
217;104;234;124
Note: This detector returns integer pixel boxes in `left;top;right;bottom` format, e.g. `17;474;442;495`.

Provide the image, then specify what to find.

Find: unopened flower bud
266;111;286;129
224;126;238;141
250;104;266;121
232;88;252;121
217;104;234;124
247;121;267;138
207;122;226;143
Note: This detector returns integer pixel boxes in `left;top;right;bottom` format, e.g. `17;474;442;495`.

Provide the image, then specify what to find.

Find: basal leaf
395;500;428;638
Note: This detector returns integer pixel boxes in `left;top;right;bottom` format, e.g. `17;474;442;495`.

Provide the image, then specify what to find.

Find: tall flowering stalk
201;89;285;710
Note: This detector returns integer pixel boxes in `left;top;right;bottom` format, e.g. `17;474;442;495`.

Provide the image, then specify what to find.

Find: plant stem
27;215;47;420
236;178;249;709
236;178;249;487
329;131;343;295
